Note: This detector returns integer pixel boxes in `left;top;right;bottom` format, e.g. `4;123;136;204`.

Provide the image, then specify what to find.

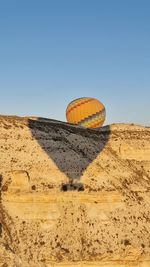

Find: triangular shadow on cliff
28;118;110;190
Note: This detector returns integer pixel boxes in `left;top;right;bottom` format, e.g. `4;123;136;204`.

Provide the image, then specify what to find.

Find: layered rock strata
0;116;150;267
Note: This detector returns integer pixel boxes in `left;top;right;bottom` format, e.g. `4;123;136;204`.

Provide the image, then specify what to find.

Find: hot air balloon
66;97;106;128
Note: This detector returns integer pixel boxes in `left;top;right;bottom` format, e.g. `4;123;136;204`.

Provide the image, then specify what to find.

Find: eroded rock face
0;116;150;267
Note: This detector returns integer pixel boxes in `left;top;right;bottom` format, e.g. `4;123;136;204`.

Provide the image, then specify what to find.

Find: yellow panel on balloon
66;97;106;128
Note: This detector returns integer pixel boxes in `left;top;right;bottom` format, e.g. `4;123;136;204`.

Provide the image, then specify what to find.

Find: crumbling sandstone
0;116;150;267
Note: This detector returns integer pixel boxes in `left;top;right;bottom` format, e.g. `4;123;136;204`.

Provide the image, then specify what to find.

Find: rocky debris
0;115;150;267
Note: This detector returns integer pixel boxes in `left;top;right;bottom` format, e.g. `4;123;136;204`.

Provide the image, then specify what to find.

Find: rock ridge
0;116;150;267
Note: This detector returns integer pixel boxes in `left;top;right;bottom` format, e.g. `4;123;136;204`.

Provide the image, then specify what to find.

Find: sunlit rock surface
0;116;150;267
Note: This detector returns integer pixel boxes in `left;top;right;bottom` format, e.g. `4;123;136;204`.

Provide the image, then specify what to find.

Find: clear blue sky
0;0;150;126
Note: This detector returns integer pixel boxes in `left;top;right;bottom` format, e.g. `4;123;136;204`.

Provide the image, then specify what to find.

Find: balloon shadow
28;118;110;191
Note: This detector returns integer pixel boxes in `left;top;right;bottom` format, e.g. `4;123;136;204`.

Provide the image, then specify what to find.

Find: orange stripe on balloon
90;120;104;128
66;98;94;116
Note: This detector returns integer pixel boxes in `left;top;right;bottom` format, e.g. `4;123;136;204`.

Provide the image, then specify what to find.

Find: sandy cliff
0;116;150;267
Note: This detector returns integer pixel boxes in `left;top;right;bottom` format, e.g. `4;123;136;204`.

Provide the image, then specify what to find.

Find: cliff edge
0;116;150;267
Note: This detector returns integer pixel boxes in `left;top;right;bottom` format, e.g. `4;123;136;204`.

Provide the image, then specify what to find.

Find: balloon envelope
66;97;106;128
